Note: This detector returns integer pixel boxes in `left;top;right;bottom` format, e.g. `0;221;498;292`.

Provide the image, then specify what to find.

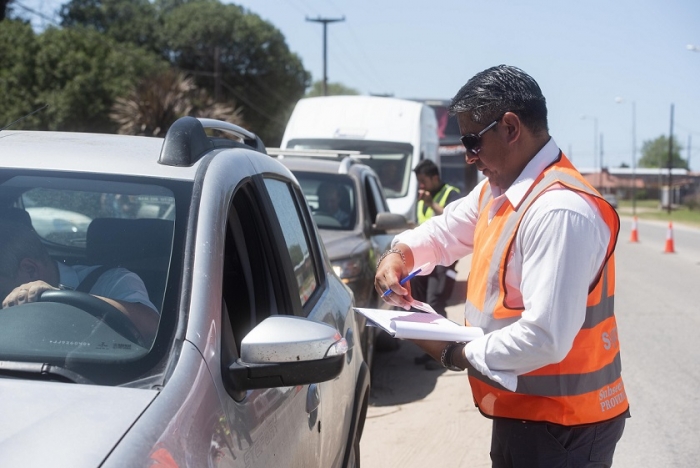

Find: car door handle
306;383;320;414
345;327;354;363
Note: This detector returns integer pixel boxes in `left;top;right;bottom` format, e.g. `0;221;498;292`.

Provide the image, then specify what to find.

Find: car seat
86;218;174;311
337;186;351;214
0;207;33;227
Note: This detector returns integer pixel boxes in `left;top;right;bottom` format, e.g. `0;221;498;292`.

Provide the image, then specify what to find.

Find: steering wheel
313;211;342;228
39;290;143;344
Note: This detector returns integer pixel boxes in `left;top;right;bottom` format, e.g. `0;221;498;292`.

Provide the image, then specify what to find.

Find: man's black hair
414;159;440;178
449;65;548;134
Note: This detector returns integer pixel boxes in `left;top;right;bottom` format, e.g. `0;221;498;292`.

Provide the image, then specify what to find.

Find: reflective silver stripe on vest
583;265;614;329
465;269;613;332
479;185;492;213
468;352;622;397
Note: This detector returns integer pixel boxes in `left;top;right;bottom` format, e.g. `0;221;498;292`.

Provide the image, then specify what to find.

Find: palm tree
111;70;244;137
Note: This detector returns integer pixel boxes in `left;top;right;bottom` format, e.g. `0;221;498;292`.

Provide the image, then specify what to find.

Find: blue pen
382;263;430;297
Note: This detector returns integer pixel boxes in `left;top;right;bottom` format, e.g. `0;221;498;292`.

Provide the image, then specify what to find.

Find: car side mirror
226;316;347;392
372;212;409;233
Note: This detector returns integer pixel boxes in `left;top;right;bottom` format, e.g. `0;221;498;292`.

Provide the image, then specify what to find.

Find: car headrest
0;207;33;228
86;218;174;266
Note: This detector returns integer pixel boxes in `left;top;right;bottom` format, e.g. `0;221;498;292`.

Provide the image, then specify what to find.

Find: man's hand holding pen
375;244;420;311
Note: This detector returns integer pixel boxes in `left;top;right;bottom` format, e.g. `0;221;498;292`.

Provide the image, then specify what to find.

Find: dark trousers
490;416;626;468
410;263;457;317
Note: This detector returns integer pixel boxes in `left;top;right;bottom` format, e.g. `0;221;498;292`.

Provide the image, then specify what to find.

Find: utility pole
667;103;674;214
306;16;345;96
631;102;637;216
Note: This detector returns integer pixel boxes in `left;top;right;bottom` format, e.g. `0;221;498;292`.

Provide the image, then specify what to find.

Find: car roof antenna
0;104;49;132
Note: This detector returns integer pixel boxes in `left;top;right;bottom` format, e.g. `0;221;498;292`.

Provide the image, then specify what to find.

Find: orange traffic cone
664;221;675;253
629;216;639;243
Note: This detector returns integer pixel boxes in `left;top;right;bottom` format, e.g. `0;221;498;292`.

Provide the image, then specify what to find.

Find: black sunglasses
460;115;503;155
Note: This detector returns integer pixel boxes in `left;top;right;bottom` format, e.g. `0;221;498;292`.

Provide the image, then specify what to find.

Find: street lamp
615;97;637;217
581;115;599;171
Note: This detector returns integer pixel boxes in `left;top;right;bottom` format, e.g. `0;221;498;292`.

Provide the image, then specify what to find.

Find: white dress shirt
394;138;612;391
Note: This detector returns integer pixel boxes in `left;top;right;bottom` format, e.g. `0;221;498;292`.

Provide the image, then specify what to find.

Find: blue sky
15;0;700;171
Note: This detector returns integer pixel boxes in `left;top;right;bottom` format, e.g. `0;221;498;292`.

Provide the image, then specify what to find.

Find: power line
14;1;60;29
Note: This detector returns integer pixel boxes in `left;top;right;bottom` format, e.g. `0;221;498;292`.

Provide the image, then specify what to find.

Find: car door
260;175;358;468
213;174;323;467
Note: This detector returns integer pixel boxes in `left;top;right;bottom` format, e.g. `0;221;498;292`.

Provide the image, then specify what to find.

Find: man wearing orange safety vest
375;65;628;467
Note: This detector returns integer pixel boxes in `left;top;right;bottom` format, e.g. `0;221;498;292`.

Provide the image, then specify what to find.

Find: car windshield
0;173;181;387
287;139;413;199
294;172;357;230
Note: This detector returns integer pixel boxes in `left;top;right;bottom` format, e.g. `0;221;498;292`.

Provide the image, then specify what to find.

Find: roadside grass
617;199;700;228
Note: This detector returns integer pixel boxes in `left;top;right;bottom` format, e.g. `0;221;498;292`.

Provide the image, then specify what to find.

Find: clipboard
354;307;484;342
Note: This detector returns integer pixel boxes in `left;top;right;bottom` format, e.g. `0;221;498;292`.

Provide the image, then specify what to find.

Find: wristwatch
440;342;465;371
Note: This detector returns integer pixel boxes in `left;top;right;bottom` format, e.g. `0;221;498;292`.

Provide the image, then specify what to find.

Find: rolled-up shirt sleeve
93;268;159;313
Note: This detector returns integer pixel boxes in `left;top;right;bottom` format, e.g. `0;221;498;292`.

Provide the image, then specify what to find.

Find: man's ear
18;258;41;281
501;112;521;144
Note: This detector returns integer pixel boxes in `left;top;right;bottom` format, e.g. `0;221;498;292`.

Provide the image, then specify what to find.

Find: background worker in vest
375;65;628;467
412;159;462;369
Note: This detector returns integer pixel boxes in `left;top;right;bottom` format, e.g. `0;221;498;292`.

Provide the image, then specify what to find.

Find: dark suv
271;151;409;363
0;117;368;467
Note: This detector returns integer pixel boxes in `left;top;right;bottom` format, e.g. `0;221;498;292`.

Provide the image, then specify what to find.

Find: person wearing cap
375;65;628;467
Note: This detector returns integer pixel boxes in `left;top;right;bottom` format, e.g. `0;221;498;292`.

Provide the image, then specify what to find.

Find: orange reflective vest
417;183;460;224
465;152;628;426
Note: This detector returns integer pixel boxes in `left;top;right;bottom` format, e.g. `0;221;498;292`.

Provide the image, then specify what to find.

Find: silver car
0;117;369;467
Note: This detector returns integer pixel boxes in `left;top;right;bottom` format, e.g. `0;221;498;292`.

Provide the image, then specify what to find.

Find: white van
280;95;439;223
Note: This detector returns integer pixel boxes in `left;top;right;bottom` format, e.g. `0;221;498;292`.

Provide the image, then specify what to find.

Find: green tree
60;0;160;53
0;19;39;129
160;0;309;145
305;80;359;97
32;26;167;132
60;0;310;145
1;0;11;20
638;135;687;169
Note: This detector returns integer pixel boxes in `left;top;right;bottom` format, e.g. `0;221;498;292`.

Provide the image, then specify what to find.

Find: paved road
361;216;700;467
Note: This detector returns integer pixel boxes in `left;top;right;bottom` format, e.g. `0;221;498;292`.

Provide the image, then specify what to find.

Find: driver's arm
95;297;159;343
3;280;158;344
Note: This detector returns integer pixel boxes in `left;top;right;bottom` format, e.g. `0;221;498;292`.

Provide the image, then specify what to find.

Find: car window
287;138;413;199
20;187;175;247
366;175;389;216
222;182;277;353
294;172;356;230
264;178;318;306
0;175;177;385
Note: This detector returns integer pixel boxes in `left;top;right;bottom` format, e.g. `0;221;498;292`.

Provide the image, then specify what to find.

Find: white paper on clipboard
354;307;484;342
